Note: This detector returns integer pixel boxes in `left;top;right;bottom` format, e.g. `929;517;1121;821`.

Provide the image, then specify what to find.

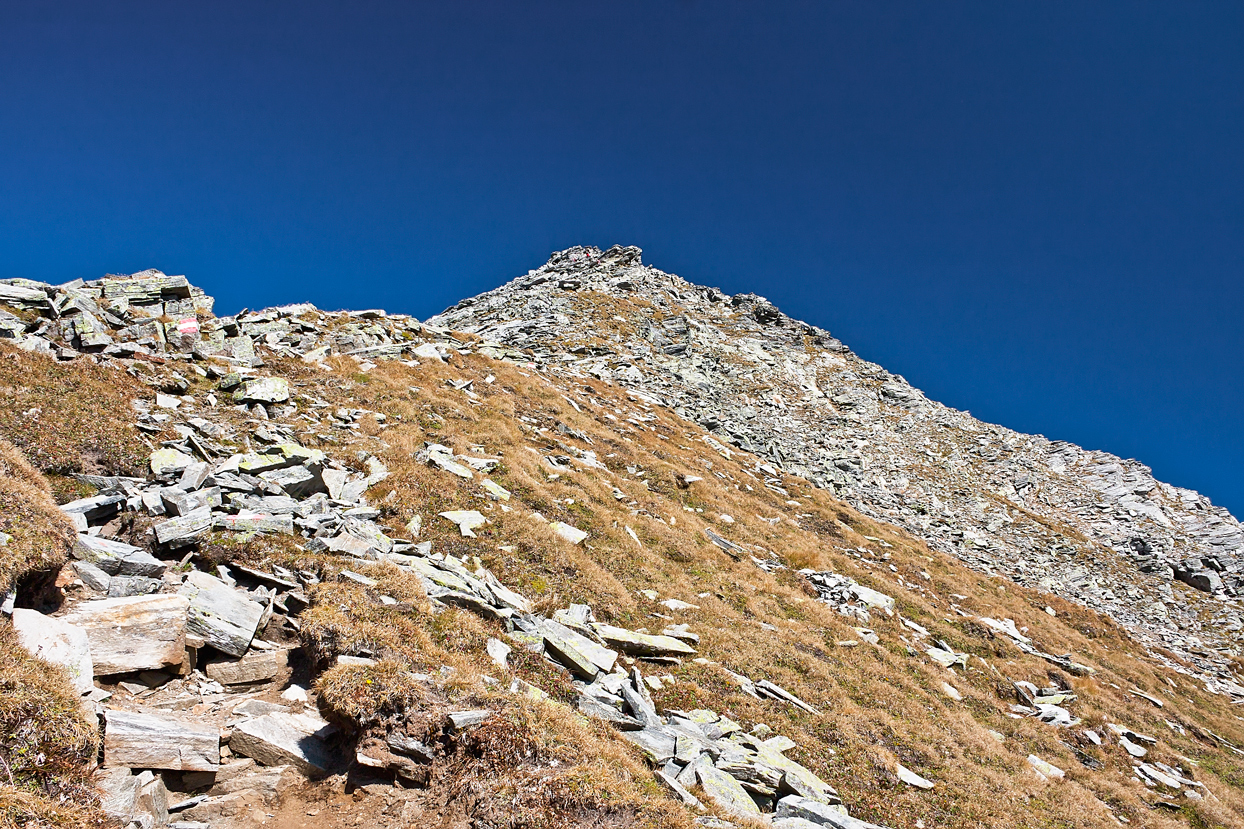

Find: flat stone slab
447;709;493;730
622;726;677;764
232;377;290;404
258;465;323;498
592;623;696;657
205;649;289;685
154;506;213;548
74;534;168;577
98;767;169;828
549;521;588;544
104;709;219;771
180;571;264;657
151;448;196;476
230;712;337;778
60;493;125;523
896;762;935;789
425;449;474;479
439;510;487;537
61;594;188;676
480;479;510;500
577;695;643;730
1027;754;1065;781
11;608;94;693
775;796;881;829
539;618;618;675
213;512;295;534
694;754;760;817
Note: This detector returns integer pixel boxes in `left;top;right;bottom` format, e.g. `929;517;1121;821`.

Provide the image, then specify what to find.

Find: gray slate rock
180;571;264;657
104;709;220;772
230;712;337;777
61;594;189;675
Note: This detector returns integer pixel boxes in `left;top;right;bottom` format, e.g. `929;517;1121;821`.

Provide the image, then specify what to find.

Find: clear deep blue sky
2;3;1241;516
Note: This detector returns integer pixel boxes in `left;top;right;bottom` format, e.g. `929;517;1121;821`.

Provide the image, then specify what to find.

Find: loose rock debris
0;257;1237;829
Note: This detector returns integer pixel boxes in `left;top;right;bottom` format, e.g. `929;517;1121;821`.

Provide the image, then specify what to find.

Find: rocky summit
2;250;1244;829
430;246;1244;693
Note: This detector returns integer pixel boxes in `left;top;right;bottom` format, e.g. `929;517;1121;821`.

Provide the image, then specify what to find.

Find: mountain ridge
429;245;1244;692
2;249;1244;829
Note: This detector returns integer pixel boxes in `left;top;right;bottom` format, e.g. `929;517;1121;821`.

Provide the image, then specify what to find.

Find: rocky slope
1;257;1243;829
429;246;1244;695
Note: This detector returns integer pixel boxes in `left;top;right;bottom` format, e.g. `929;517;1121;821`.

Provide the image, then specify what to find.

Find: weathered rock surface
230;712;337;777
180;571;264;657
204;649;289;685
61;594;188;675
104;709;220;771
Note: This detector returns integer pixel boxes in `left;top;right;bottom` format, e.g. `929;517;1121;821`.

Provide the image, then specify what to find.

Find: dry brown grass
0;440;102;828
0;621;102;828
5;316;1232;826
257;339;1244;829
0;344;152;480
0;786;105;829
0;440;76;598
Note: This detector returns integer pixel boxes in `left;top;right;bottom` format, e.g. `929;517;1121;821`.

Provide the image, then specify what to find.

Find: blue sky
2;3;1242;516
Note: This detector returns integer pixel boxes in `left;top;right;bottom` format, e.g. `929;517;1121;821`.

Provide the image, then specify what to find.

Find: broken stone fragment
577;695;644;730
419;444;474;479
10;608;94;693
228;712;338;778
107;575;163;598
592;623;696;657
59;492;125;524
622;727;677;764
161;486;221;517
205;649;289;685
549;521;588;544
74;534;168;577
151;447;197;476
98;767;170;828
540;618;618;673
896;762;935;789
74;559;112;592
154;506;213;548
655;767;704;810
694;753;761;817
926;646;968;669
775;795;880;828
447;709;492;730
258;464;324;498
232;377;290;405
439;510;487;537
1027;754;1065;781
104;709;220;771
245;443;327;473
412;342;443;362
321;468;354;500
755;679;820;714
213;512;295;534
180;570;264;657
481;478;510;500
61;593;188;676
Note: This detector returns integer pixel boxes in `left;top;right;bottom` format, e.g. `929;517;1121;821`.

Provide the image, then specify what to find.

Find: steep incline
3;262;1244;829
430;246;1244;693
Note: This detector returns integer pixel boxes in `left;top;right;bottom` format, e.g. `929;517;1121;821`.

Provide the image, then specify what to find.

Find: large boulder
10;608;93;693
61;594;188;676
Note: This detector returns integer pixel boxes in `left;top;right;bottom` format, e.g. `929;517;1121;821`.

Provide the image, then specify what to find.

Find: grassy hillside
3;317;1244;828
